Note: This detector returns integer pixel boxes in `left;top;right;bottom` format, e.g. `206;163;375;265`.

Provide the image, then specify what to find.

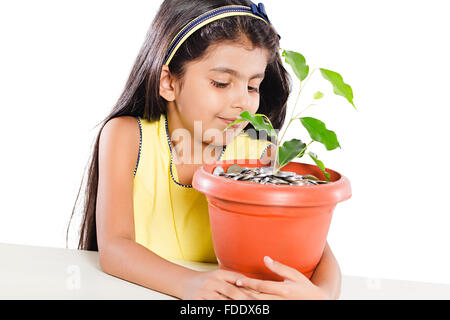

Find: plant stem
257;113;281;174
300;141;314;157
272;144;280;174
294;103;317;119
279;68;318;145
277;118;292;149
272;69;318;175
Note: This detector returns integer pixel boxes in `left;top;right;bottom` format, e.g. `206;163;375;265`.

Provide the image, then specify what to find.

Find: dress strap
133;117;143;177
260;143;276;160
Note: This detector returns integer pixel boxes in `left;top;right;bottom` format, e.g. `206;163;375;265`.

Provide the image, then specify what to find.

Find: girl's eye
211;80;228;88
211;80;259;93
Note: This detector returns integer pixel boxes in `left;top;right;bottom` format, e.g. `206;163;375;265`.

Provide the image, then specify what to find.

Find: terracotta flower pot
192;159;352;281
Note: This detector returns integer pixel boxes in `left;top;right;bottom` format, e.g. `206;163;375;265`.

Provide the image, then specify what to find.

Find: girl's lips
219;117;241;129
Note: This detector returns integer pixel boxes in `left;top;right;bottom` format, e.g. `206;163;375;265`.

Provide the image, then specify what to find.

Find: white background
1;0;449;285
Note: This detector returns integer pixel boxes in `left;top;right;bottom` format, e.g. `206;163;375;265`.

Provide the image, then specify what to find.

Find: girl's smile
218;116;242;129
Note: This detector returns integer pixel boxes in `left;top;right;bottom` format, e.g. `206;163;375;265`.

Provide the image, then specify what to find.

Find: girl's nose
231;83;251;110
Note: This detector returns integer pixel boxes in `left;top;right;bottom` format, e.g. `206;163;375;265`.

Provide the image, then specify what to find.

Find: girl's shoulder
102;116;141;142
100;116;141;175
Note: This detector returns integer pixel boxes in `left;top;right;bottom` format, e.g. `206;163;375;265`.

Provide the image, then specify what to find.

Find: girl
67;0;341;300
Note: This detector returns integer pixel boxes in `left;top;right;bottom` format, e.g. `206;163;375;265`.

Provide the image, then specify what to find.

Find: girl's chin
203;131;239;146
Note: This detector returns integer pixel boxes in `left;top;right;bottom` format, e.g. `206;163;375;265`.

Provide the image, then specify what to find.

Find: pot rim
193;159;352;207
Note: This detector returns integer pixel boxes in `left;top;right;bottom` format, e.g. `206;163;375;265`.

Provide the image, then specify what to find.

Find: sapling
223;50;358;182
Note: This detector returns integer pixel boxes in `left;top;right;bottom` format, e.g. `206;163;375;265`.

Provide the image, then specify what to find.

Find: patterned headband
163;2;281;66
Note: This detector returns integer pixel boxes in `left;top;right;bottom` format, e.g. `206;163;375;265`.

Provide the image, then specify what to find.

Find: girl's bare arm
95;116;196;298
310;242;342;299
95;116;253;300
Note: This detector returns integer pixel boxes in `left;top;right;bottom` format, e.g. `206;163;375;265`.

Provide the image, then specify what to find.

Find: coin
241;169;255;175
261;177;271;184
270;177;290;184
285;176;304;182
217;165;329;186
301;175;320;181
275;171;297;178
227;164;243;174
240;173;256;181
260;166;274;174
225;173;239;178
254;173;272;179
213;166;225;176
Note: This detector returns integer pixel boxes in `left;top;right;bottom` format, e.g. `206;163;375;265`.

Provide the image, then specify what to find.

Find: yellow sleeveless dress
132;113;274;263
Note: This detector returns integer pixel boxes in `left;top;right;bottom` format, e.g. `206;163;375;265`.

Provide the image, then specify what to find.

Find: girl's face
165;38;270;147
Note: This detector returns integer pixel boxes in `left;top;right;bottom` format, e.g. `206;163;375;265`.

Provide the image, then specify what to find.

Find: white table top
1;243;449;300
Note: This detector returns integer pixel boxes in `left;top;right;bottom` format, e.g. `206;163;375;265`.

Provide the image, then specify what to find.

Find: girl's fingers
217;292;232;300
218;269;253;284
263;256;304;282
207;292;230;300
236;277;288;296
239;288;282;300
255;293;284;300
217;281;255;300
239;287;262;300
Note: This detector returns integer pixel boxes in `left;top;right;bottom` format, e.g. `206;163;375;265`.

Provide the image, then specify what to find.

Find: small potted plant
192;50;357;281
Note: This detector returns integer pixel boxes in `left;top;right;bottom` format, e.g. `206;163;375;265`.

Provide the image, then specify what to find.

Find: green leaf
308;152;331;182
314;91;324;100
300;117;341;151
282;50;310;82
297;146;307;158
278;139;307;169
320;68;357;110
236;111;278;138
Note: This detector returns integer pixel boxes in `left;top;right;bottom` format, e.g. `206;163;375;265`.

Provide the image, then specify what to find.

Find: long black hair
66;0;292;251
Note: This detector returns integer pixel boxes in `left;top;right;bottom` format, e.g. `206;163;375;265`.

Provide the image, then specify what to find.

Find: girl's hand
181;269;260;300
235;256;330;300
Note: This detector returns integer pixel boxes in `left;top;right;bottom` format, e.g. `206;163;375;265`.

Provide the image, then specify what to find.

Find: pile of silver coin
213;164;329;186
